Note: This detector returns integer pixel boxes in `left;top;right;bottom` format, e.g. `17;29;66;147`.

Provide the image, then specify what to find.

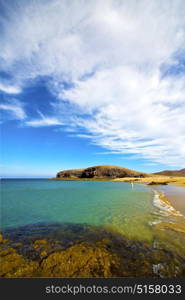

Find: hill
154;168;185;177
56;165;147;179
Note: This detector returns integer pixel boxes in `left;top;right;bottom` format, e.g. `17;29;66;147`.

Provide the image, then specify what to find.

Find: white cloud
0;0;185;167
25;118;62;127
25;112;62;127
0;82;21;94
1;0;185;80
0;100;26;120
58;66;185;166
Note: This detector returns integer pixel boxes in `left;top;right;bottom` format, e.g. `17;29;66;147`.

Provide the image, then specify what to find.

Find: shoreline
151;188;183;218
113;176;185;219
153;185;185;217
113;176;185;218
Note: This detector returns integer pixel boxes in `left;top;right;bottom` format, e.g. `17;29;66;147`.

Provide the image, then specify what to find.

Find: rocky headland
56;165;146;179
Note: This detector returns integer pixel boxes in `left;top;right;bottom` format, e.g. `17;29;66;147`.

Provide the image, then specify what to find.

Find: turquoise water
1;179;156;241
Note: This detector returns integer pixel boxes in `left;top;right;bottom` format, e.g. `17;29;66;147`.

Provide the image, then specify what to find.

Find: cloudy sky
0;0;185;177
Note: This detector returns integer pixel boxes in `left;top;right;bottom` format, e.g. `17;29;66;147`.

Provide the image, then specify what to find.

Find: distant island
56;165;146;179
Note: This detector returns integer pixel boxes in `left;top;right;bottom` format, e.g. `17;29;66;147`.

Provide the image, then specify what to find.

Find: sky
0;0;185;178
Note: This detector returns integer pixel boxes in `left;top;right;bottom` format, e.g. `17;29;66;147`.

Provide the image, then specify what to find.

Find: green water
1;179;157;241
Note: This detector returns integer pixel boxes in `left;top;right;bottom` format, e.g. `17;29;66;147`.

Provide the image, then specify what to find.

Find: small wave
153;191;183;217
148;219;162;226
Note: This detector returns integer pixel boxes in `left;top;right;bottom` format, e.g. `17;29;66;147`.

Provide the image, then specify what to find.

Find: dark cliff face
56;169;84;178
56;165;146;179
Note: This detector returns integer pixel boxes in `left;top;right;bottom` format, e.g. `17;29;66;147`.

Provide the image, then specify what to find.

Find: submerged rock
40;242;119;277
0;224;185;278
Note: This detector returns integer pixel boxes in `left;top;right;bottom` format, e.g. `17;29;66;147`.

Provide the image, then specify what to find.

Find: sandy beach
113;175;185;187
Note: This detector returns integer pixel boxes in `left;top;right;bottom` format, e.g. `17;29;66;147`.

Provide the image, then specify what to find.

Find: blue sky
0;0;185;177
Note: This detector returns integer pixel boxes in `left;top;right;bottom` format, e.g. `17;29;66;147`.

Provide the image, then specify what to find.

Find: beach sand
113;175;185;187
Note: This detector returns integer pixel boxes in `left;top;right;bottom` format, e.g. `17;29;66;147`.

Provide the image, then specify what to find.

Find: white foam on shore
148;219;161;226
153;190;183;217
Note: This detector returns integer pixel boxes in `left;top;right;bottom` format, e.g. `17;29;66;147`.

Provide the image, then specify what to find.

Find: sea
1;179;185;255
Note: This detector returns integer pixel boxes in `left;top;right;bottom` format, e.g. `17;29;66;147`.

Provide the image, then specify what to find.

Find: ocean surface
1;179;185;252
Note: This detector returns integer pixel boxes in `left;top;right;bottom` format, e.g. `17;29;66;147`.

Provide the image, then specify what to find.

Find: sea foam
153;190;182;217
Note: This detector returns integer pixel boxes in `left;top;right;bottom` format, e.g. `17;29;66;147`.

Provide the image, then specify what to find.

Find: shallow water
2;222;185;278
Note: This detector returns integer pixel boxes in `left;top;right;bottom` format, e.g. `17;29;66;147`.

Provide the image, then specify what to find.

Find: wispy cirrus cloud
0;0;185;167
25;111;62;127
25;118;62;127
0;100;26;120
0;82;21;94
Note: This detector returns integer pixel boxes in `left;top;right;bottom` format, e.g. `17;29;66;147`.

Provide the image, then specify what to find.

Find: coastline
50;175;185;187
153;185;185;217
114;177;185;219
151;188;184;218
148;185;185;246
